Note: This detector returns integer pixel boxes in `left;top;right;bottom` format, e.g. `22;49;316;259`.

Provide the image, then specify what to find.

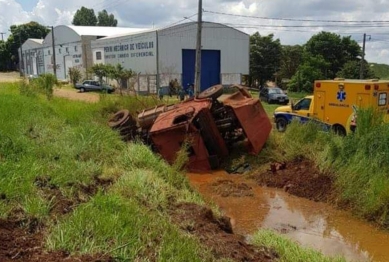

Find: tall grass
0;82;213;260
266;107;389;226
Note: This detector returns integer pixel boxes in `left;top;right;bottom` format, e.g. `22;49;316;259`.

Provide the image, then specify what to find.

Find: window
294;98;311;110
379;93;387;106
96;51;102;60
48;50;51;55
65;47;69;53
74;46;78;52
59;48;61;54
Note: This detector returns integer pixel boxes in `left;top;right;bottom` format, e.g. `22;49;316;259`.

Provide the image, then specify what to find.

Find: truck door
292;97;312;122
316;91;325;121
357;94;370;108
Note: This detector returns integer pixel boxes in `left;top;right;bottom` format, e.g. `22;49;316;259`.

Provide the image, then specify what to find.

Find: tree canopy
0;22;49;71
286;31;372;92
72;7;117;27
249;32;282;88
97;10;118;27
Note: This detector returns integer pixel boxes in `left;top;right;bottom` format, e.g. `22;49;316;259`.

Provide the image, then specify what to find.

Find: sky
1;0;389;64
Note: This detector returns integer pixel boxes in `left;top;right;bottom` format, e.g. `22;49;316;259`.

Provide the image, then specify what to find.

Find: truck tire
332;124;346;136
80;87;85;93
108;109;131;128
276;117;288;132
197;85;223;100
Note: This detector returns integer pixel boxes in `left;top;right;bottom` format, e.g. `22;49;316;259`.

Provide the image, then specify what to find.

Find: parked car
75;80;115;93
259;87;289;105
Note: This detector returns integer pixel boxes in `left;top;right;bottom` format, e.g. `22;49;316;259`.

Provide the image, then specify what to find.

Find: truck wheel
276;117;288;132
108;109;131;128
332;124;346;136
197;85;223;100
80;87;85;93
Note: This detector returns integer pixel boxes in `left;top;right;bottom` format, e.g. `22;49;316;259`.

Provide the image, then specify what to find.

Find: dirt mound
169;203;278;262
255;159;333;202
211;179;254;197
0;219;113;262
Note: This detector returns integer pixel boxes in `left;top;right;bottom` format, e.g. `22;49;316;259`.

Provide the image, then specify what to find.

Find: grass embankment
0;80;344;261
0;82;211;260
259;106;389;227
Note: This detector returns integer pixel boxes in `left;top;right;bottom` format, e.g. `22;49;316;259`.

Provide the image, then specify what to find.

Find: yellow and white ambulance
274;78;389;134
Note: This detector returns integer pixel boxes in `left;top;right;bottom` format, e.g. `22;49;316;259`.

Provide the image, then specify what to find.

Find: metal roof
29;39;44;44
65;25;150;37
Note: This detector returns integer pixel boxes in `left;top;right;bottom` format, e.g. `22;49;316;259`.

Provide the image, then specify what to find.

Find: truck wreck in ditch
108;84;272;172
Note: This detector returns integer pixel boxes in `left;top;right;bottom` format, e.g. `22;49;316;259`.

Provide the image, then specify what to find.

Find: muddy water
188;171;389;262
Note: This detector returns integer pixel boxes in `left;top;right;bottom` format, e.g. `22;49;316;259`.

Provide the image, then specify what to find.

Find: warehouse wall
158;22;249;76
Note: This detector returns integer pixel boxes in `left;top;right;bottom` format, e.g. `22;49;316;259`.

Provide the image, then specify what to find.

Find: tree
288;55;329;92
72;7;97;26
249;32;282;88
277;45;304;87
304;31;362;79
72;7;118;27
89;63;109;84
337;60;376;79
108;64;134;91
1;22;49;71
97;10;118;27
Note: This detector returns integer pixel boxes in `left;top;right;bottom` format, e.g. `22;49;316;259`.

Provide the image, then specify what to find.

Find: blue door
182;49;220;91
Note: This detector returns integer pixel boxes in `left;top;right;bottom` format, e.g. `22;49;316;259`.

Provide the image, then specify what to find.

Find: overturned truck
108;85;272;172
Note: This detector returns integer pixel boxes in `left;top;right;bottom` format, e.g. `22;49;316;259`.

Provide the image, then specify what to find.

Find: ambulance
273;78;389;135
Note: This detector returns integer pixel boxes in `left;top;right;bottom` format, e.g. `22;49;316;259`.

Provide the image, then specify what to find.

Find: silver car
75;80;115;93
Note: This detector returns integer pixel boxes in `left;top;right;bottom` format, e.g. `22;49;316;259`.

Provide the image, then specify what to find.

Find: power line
204;10;389;23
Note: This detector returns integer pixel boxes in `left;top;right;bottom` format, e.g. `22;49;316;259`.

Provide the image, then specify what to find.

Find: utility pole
0;32;5;41
19;31;24;76
360;33;366;79
194;0;203;95
360;33;371;79
51;26;57;78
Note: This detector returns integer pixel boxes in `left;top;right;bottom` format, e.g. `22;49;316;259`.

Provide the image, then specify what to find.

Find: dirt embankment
254;158;334;202
0;175;114;262
169;203;277;262
0;172;278;261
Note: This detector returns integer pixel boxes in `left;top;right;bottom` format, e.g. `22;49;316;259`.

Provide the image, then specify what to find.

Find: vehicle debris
108;84;272;171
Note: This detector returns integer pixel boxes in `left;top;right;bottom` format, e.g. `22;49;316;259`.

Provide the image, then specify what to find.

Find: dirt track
53;88;100;103
0;72;21;82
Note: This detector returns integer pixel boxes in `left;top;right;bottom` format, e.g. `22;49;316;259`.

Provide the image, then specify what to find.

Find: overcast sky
2;0;389;64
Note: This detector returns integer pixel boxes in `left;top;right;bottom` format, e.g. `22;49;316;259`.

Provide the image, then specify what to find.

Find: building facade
91;22;249;92
20;22;249;92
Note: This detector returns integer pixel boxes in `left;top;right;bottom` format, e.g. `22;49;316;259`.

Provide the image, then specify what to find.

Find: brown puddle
188;171;389;262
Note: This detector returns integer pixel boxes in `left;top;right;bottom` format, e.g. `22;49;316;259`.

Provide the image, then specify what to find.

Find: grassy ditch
0;80;345;261
0;82;213;260
259;106;389;227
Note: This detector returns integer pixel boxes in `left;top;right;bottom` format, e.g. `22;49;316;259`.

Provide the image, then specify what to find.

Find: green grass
0;81;345;261
0;81;214;261
251;230;346;262
260;102;389;227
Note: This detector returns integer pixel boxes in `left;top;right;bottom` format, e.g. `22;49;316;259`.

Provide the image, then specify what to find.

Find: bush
68;67;82;87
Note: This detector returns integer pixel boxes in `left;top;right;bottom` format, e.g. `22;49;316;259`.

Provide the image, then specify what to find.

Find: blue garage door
182;49;220;92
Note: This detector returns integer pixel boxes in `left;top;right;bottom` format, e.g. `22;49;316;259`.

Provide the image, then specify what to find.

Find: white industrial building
19;38;44;76
91;22;249;92
20;22;249;92
20;25;147;79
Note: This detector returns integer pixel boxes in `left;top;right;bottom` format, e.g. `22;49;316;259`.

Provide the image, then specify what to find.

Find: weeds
264;106;389;227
